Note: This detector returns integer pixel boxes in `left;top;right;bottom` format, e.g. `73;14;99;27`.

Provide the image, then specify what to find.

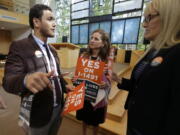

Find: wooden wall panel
130;50;144;67
116;49;125;63
0;9;28;25
0;30;11;54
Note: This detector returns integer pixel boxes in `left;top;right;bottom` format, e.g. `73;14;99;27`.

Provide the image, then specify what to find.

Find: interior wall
0;30;12;54
0;28;30;55
11;28;31;41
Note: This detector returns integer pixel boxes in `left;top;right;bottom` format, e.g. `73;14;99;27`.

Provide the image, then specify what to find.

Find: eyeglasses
143;13;159;23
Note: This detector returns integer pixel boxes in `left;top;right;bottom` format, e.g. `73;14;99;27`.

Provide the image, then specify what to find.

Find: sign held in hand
62;81;85;115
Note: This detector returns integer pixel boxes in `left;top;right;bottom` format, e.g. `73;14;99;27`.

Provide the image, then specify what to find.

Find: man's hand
25;71;54;94
61;72;70;77
66;84;75;92
0;94;7;109
71;75;78;83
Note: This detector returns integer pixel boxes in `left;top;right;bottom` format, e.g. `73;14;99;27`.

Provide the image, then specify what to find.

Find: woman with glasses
112;0;180;134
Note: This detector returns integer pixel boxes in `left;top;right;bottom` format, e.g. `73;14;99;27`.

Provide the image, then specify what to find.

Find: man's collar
32;34;46;46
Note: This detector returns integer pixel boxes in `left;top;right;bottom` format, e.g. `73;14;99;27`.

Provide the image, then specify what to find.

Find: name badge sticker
151;56;163;66
35;50;43;58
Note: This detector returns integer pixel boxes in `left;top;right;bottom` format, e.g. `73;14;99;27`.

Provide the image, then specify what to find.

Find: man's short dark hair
29;4;52;29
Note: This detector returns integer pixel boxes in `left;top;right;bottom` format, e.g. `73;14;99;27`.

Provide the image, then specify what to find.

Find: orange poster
62;82;85;115
74;57;105;102
75;57;105;84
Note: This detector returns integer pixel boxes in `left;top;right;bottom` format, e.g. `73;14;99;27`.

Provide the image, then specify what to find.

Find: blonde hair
145;0;180;50
135;0;180;64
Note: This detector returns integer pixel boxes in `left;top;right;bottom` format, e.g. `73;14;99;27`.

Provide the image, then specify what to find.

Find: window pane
123;18;140;44
79;24;88;44
72;9;89;19
72;0;84;4
72;1;89;12
71;25;79;44
115;0;128;2
111;20;125;43
100;21;111;35
90;0;112;16
89;23;99;37
114;0;143;13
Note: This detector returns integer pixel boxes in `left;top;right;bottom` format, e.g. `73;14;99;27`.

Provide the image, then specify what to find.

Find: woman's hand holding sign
71;75;78;83
99;81;108;89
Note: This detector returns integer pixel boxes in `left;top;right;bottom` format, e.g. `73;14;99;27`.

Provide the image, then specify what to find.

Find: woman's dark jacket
118;44;180;135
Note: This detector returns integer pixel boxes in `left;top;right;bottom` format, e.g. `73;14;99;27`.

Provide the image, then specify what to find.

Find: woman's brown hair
84;29;111;62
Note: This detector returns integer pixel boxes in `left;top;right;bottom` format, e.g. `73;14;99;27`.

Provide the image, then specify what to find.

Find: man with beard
3;4;73;135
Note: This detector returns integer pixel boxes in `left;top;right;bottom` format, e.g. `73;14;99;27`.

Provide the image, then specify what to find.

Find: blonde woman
112;0;180;134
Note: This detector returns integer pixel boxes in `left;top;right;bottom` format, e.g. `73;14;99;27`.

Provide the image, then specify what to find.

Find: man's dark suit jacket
118;44;180;135
3;34;66;128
